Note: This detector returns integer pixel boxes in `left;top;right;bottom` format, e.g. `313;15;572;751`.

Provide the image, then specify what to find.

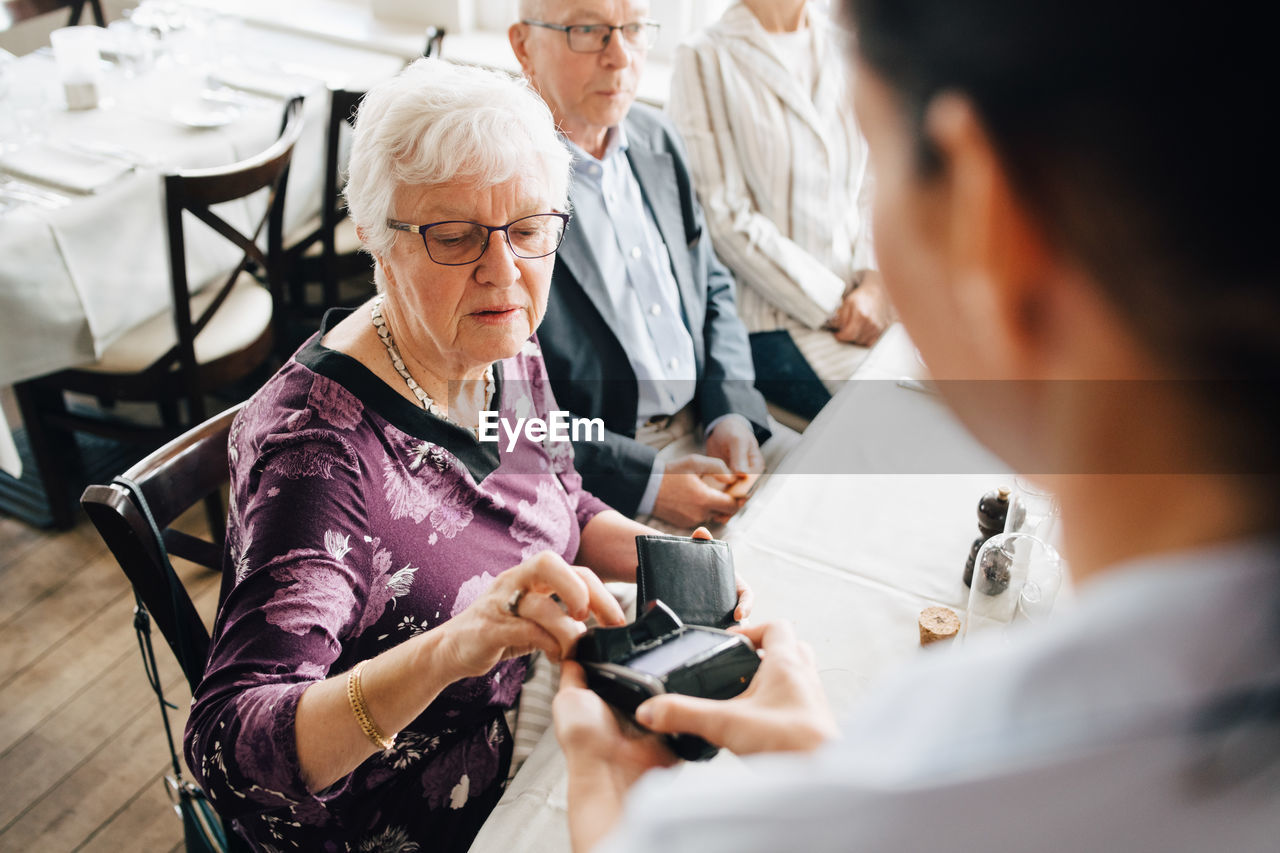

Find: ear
509;23;534;76
364;239;396;293
924;93;1057;379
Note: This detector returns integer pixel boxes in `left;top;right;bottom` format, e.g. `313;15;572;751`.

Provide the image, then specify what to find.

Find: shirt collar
567;125;630;181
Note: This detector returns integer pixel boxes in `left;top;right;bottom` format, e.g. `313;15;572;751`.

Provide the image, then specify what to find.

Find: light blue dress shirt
567;128;701;515
567;128;698;419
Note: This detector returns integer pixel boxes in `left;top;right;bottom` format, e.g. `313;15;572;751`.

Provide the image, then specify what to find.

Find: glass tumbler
963;532;1064;638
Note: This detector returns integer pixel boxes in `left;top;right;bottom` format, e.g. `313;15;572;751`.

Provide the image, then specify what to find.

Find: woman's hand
830;269;895;345
635;620;837;755
439;551;627;681
689;526;753;621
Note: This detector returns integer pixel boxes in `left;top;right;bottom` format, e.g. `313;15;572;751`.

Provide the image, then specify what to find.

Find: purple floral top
185;312;610;852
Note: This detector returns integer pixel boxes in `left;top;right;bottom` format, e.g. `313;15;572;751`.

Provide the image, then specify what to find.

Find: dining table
0;2;408;479
463;322;1047;852
176;0;677;106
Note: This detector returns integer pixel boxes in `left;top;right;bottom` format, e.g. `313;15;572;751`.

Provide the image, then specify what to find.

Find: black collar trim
295;308;503;483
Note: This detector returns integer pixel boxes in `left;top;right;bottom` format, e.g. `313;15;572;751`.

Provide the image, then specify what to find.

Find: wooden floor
0;506;219;852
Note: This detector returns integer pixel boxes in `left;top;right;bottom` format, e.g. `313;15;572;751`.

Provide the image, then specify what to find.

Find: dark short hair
843;0;1279;476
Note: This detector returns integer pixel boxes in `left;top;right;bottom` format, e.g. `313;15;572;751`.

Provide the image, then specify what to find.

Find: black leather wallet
635;534;738;629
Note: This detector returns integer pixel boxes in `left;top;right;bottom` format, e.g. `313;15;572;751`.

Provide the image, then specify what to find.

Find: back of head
345;57;572;261
843;0;1279;478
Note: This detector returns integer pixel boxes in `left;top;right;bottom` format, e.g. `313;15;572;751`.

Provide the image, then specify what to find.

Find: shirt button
650;303;662;316
630;246;642;259
668;357;679;370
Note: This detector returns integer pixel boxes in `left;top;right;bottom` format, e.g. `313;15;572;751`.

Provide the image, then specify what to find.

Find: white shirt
598;538;1280;853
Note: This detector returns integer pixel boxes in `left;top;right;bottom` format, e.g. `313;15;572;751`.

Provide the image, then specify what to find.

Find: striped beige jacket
668;2;876;380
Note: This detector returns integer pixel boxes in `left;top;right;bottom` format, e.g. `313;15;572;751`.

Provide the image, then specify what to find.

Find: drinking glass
963;532;1065;638
105;19;159;77
50;26;103;110
1004;474;1060;543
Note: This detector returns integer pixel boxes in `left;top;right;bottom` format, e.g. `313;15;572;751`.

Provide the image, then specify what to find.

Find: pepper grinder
963;486;1010;587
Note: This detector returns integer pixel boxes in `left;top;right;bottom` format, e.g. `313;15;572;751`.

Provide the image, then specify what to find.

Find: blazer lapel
556;210;622;335
719;4;833;159
626;135;703;362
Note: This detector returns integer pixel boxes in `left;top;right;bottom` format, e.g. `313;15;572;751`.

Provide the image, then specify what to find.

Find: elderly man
510;0;793;530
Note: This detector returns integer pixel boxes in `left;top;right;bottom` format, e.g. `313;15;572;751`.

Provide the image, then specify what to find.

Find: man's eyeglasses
386;213;570;266
522;19;660;54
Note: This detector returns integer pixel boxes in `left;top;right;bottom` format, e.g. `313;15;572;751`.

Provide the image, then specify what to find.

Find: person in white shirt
552;0;1280;850
668;0;896;420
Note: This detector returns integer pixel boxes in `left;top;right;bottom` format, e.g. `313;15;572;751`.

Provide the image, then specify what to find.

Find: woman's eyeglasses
521;19;660;54
386;213;570;266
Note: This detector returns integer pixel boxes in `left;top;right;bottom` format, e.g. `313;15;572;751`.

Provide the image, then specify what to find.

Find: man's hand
635;620;838;755
704;415;764;476
652;454;741;528
829;269;895;346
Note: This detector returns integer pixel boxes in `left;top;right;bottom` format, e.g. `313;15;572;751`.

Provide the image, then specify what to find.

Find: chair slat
80;402;243;691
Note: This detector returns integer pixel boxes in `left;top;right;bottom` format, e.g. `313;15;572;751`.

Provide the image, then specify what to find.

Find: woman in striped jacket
668;0;895;420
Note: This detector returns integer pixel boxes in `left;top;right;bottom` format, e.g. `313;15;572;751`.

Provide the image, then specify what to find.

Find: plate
170;100;240;129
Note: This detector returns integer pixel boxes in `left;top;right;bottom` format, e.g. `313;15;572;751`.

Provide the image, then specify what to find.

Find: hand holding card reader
576;600;760;761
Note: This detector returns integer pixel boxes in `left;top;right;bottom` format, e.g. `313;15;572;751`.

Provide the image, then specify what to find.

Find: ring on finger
506;588;527;618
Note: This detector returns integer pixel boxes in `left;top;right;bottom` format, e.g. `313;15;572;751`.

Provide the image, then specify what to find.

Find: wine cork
918;606;960;646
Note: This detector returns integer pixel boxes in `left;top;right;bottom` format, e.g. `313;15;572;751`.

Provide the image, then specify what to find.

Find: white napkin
0;144;132;194
206;67;313;99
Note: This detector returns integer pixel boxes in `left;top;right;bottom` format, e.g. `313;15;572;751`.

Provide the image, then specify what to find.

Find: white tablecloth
0;16;405;476
467;324;1013;853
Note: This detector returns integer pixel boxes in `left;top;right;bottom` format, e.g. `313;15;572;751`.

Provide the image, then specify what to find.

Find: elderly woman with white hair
183;58;705;851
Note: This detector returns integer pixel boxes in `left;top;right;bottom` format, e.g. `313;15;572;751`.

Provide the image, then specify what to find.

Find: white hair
517;0;547;18
344;57;571;263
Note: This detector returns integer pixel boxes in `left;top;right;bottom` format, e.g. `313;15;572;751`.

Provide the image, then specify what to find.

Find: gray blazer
537;104;770;516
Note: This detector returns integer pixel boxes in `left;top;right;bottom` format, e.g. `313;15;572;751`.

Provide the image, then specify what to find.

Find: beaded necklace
370;294;494;439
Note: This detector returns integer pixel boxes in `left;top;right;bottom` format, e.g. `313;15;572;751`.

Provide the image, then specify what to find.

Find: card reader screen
626;630;729;677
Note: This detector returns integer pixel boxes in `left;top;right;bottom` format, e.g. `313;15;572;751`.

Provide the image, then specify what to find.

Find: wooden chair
0;0;104;31
15;97;304;529
81;402;243;690
277;27;446;339
423;25;445;58
280;86;370;330
81;402;250;853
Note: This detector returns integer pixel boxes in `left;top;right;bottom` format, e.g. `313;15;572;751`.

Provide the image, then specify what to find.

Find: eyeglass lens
422;214;566;265
567;22;657;53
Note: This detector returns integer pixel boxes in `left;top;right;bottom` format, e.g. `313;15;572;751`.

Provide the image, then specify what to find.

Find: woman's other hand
441;551;627;680
690;526;753;621
830;269;895;345
635;620;837;755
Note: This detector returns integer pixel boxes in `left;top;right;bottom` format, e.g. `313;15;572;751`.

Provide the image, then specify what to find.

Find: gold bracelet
347;660;395;751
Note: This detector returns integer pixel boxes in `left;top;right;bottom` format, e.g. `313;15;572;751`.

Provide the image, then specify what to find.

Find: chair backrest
161;95;305;422
1;0;102;30
322;87;364;246
423;25;445;58
311;86;366;304
81;402;243;691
